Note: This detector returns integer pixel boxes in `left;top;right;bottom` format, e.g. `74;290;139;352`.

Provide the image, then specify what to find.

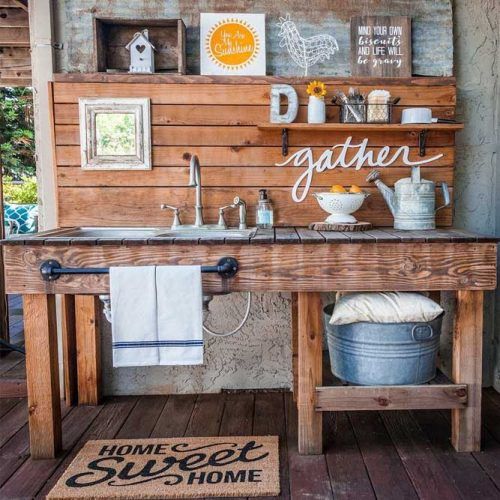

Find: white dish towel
110;265;203;367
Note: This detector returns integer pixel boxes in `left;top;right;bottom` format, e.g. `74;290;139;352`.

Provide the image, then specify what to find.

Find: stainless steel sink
157;228;257;239
40;227;167;238
37;226;256;239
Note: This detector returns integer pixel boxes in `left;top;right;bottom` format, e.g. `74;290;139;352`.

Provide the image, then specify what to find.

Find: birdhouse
126;29;156;73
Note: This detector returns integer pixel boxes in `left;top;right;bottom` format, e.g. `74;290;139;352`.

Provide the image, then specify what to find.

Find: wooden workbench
2;227;497;459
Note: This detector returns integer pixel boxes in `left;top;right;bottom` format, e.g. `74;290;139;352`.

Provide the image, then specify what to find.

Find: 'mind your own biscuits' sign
351;16;412;77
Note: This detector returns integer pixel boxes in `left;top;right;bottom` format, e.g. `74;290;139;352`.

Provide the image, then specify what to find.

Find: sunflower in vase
306;80;327;123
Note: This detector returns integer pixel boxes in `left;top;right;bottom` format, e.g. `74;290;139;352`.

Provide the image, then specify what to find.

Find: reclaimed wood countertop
2;227;497;246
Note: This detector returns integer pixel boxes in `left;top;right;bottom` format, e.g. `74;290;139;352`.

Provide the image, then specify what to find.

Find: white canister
308;96;326;124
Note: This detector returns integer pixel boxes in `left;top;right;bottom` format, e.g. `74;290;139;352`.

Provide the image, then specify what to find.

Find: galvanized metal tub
324;305;443;385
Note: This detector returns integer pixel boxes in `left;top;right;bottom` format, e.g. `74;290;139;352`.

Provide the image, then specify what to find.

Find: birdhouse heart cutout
126;29;156;73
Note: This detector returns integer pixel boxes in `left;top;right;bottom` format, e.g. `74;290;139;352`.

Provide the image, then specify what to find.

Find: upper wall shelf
52;73;457;86
257;123;464;131
257;122;464;157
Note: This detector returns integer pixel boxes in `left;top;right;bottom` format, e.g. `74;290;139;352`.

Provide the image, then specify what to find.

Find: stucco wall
49;0;500;394
451;0;499;388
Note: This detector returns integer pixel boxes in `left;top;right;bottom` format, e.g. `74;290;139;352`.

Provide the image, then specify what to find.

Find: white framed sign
200;13;266;75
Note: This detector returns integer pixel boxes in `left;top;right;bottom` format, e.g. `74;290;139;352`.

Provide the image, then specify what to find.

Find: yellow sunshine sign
201;13;266;75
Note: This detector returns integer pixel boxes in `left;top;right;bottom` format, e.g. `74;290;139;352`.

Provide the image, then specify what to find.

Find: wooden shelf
258;121;464;156
257;122;464;131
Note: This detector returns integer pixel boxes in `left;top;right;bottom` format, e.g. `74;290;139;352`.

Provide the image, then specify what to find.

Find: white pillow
330;292;444;326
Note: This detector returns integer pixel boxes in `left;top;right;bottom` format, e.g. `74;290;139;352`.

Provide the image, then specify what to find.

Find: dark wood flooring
1;354;500;500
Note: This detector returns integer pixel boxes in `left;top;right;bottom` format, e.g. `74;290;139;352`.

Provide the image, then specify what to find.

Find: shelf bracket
281;128;289;157
419;129;428;157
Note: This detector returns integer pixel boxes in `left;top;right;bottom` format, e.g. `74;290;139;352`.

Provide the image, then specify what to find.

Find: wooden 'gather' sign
350;16;411;77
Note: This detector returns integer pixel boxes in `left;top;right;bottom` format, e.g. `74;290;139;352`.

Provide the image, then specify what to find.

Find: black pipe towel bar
40;257;239;281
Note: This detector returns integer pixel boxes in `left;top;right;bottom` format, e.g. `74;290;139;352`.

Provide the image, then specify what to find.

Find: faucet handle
160;204;182;229
217;203;235;229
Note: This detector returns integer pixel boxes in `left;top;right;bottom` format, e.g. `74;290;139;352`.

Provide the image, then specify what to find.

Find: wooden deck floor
1;352;500;500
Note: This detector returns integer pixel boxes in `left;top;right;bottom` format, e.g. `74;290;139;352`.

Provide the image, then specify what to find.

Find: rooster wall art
277;14;339;76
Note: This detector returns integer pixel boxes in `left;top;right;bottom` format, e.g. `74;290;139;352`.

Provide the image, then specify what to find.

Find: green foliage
3;175;38;204
95;112;136;156
0;87;35;180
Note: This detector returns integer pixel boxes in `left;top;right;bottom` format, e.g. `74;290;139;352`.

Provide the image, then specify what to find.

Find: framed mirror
79;97;151;170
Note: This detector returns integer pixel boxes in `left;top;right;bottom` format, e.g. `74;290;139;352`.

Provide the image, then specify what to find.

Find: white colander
313;192;369;224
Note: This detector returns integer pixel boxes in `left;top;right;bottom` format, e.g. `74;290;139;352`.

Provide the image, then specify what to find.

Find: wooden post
23;294;61;459
29;0;57;229
297;291;323;454
291;292;298;402
61;295;77;406
451;290;483;452
75;295;101;405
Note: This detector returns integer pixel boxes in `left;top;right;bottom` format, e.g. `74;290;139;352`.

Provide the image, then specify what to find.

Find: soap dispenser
256;189;274;228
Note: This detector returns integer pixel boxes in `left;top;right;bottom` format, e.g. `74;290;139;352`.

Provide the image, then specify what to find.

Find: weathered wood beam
3;243;497;295
0;77;30;86
10;0;28;12
452;290;484;452
297;292;323;454
61;294;77;406
0;26;29;46
75;295;101;405
315;384;468;411
23;293;62;459
0;7;29;26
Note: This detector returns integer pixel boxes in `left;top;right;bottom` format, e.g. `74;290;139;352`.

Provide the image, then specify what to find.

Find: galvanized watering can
366;166;450;230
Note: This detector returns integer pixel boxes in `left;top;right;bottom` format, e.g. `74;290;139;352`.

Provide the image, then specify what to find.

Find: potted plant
3;175;38;234
306;80;327;123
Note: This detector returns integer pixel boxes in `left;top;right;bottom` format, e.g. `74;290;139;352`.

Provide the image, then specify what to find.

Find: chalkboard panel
351;16;412;77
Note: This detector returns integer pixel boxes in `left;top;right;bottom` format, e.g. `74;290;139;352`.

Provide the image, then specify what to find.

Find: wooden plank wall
51;76;456;228
0;1;30;86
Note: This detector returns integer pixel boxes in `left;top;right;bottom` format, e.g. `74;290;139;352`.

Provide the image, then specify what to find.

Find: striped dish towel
110;266;203;367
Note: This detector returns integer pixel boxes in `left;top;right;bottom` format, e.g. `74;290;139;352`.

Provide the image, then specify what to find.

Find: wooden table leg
75;295;101;405
291;292;298;402
61;295;77;406
451;290;483;452
297;291;323;454
23;294;61;459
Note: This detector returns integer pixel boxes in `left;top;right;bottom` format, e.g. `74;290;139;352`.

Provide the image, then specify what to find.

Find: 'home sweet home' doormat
47;436;280;498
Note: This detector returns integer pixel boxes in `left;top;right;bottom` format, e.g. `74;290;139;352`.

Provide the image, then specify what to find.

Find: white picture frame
200;13;266;75
79;97;152;170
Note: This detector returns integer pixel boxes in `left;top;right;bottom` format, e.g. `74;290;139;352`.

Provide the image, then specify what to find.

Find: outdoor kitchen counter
1;227;498;459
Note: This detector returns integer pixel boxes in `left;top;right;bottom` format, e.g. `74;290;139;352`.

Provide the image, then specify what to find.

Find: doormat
47;436;279;499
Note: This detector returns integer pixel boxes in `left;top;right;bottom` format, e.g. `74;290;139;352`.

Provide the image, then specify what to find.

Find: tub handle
411;324;434;341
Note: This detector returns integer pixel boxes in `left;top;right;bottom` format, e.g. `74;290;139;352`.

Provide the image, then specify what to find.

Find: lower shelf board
315;374;467;411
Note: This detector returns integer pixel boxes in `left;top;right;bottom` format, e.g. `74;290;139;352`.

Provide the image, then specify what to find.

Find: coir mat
47;436;279;498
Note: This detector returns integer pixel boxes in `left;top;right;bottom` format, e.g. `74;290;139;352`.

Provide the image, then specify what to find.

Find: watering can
366;166;450;230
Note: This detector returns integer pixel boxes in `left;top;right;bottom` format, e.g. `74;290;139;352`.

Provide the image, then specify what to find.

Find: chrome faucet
161;154;248;231
189;155;204;227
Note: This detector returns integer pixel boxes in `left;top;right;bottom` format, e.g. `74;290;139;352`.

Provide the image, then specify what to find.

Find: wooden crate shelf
93;18;186;75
